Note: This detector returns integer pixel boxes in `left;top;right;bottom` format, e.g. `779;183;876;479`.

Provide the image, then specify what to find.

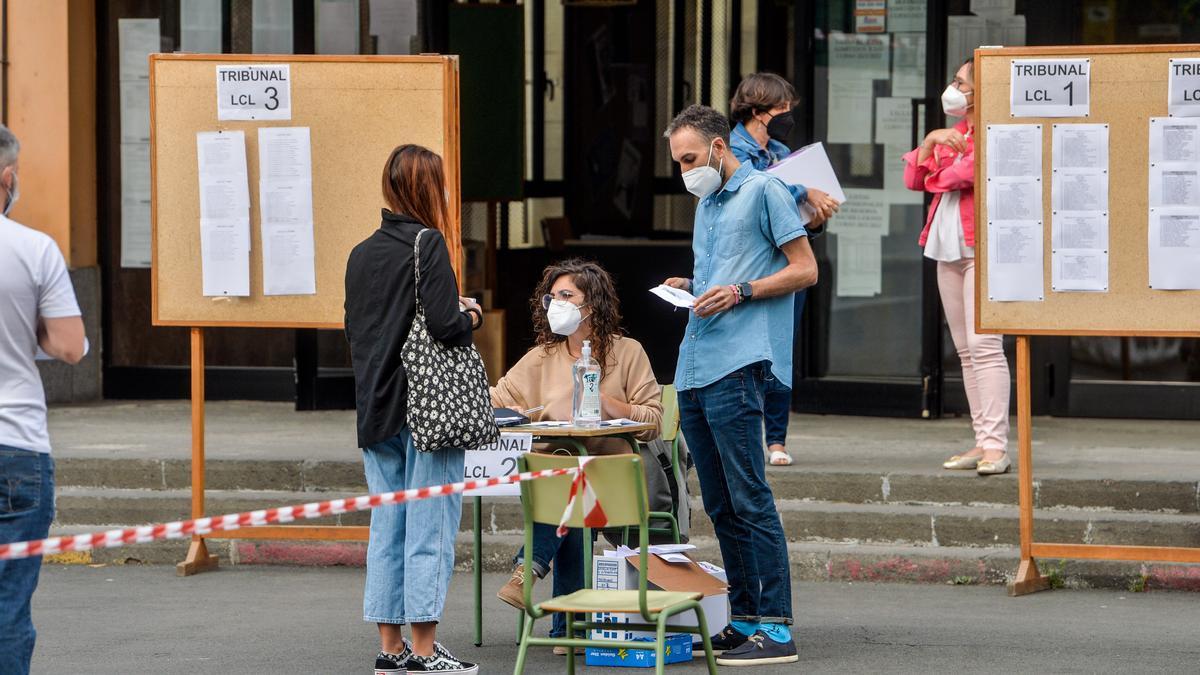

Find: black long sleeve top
344;209;476;448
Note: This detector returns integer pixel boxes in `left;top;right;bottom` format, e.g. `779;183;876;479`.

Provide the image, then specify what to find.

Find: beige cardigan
491;336;663;455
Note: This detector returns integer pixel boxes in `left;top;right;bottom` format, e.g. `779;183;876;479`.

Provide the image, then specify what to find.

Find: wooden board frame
971;47;1200;596
974;44;1200;338
149;53;462;329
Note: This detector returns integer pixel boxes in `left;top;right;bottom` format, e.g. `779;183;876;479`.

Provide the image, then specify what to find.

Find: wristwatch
738;282;753;302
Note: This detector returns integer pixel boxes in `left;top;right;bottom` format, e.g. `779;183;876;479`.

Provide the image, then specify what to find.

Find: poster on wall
827;33;890;144
118;18;159;269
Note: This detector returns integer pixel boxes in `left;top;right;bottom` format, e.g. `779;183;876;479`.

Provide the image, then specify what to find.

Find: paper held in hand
766;141;847;203
650;284;696;308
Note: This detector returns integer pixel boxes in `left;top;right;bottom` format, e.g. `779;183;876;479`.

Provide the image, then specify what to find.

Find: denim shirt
729;122;808;205
674;162;808;392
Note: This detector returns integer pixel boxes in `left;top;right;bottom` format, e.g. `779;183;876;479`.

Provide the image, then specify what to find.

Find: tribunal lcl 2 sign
1010;59;1091;118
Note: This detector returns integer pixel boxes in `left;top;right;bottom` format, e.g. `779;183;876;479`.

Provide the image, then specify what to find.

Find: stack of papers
766;142;847;203
603;544;697;564
599;418;642;427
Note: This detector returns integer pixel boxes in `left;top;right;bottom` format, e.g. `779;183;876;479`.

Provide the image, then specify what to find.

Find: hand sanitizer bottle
572;340;602;428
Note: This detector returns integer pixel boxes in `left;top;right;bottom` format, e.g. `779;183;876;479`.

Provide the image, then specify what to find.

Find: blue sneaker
714;630;799;666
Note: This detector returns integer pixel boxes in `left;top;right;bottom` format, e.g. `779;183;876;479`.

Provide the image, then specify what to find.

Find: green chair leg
655;612;669;675
693;605;718;675
515;608;524;645
513;611;536;675
565;611;576;674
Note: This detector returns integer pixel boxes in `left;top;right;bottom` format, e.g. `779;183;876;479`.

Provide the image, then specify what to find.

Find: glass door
795;0;943;417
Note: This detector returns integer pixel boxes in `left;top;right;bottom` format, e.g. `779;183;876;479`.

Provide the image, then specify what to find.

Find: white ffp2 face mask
547;299;585;336
682;139;724;199
941;85;972;118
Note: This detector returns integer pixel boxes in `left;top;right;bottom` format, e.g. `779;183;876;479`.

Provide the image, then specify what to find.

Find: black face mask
766;111;795;142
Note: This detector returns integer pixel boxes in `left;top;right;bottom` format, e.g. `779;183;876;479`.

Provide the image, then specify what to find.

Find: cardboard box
585;633;693;668
590;553;729;644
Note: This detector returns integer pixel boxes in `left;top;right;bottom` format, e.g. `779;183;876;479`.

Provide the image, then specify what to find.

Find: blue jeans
679;363;793;624
362;430;464;624
517;523;584;638
0;446;55;675
764;290;806;447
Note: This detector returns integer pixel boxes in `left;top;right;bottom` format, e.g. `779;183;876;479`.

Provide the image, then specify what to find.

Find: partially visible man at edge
0;122;87;675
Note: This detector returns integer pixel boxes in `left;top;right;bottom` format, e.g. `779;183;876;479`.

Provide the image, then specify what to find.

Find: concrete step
52;487;1200;550
54;456;1200;514
43;530;1200;594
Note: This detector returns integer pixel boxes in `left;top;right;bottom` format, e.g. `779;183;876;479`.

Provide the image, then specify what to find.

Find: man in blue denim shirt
0;124;86;675
662;105;817;666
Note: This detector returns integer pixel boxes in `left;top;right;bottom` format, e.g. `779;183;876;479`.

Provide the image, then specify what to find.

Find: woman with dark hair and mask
728;72;838;468
491;258;662;651
903;59;1011;475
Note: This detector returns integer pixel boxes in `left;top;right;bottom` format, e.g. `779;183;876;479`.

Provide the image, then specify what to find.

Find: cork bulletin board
975;45;1200;336
149;54;461;328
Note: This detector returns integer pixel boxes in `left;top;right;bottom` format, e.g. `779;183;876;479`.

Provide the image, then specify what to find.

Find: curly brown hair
530;259;625;371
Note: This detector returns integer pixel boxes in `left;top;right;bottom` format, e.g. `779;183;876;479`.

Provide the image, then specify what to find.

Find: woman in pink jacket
903;59;1011;475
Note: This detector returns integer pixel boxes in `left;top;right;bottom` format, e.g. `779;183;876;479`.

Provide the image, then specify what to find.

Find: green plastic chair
513;453;717;675
627;384;682;546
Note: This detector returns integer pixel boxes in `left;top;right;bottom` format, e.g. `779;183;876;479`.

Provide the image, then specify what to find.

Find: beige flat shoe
943;451;983;470
977;453;1011;475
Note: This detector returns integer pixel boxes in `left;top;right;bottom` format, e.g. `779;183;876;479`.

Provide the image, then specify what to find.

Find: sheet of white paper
253;0;294;54
766;142;846;203
837;189;889;236
972;0;1016;17
316;0;360;54
649;285;695;308
120;143;152;268
884;143;925;205
1149;166;1200;207
370;0;418;55
1052;248;1108;292
1052;170;1107;212
1168;58;1200;118
181;0;222;53
888;0;927;33
1149;117;1200;163
987;220;1044;301
197;131;251;297
1052;123;1108;170
258;127;317;295
463;433;533;497
200;218;251;296
827;33;890;144
1010;59;1091;118
836;233;882;298
946;15;988;83
891;33;926;99
874;97;913;146
988;178;1043;221
1052;212;1107;250
118;19;159;81
119;81;151;144
1149;208;1200;289
986;124;1042;178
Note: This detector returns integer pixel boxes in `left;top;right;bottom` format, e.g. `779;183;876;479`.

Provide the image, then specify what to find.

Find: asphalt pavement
30;565;1200;674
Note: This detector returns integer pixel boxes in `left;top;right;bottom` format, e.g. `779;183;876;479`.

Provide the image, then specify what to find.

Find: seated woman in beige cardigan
492;258;663;648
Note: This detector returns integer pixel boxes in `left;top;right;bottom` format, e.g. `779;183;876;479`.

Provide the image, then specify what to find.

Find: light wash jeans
362;429;465;624
0;446;55;675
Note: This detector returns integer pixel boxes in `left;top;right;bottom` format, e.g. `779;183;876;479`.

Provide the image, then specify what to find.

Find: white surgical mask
547;299;585;336
941;84;972;118
682;139;724;199
3;172;17;217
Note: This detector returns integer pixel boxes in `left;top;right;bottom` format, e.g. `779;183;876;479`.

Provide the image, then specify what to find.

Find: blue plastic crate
584;633;693;668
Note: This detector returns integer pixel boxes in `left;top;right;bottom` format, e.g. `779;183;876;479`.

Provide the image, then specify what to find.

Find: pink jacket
903;119;975;247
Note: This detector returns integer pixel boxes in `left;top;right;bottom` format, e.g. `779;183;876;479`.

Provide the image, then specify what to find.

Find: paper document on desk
599;418;641;427
766;142;847;203
650;284;696;308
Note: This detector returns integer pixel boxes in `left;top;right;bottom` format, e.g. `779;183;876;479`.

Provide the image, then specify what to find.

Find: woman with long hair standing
344;144;481;674
904;60;1011;475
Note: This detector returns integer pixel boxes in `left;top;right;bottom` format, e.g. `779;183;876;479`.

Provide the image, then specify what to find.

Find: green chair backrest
519;453;648;529
661;384;680;444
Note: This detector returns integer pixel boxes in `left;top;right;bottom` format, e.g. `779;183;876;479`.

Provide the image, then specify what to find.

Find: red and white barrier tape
0;466;579;562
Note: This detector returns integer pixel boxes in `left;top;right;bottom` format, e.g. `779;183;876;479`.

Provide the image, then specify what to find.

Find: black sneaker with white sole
709;624;751;655
404;642;479;674
374;639;412;675
714;630;798;666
